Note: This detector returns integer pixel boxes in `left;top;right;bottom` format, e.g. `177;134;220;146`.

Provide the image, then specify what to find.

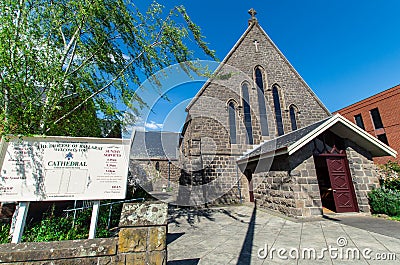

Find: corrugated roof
130;131;180;160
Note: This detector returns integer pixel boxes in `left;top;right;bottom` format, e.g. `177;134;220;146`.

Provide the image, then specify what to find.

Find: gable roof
186;20;330;115
130;131;180;160
237;114;397;164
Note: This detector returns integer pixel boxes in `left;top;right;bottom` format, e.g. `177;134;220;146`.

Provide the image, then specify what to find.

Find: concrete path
167;205;400;264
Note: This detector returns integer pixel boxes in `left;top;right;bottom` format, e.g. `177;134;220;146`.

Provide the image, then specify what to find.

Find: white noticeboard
0;136;131;201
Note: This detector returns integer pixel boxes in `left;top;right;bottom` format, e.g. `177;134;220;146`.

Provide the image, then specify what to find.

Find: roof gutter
236;146;288;165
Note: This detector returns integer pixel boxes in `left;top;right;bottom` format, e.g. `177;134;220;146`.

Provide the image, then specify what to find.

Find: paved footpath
167;205;400;265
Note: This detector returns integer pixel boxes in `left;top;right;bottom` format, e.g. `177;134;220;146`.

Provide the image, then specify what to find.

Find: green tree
0;0;215;137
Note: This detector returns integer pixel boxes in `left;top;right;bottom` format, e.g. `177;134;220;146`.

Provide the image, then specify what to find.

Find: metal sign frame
0;136;131;242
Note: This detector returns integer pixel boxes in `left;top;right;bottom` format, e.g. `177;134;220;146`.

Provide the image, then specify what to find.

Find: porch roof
237;114;397;165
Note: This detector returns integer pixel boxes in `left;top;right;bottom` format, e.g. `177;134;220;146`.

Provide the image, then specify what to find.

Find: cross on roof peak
248;8;258;25
248;8;257;19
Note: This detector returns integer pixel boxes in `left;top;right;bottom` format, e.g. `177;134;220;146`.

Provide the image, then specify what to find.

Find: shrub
379;161;400;191
383;161;400;173
384;177;400;191
368;188;400;216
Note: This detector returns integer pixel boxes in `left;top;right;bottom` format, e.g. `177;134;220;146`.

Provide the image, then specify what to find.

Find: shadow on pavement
236;204;257;265
322;214;342;222
168;206;251;227
167;232;185;245
168;206;216;226
167;258;200;265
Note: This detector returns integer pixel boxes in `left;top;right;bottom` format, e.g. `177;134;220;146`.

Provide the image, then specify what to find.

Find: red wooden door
326;156;359;213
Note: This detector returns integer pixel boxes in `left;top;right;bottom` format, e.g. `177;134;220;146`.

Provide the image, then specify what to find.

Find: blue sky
130;0;400;133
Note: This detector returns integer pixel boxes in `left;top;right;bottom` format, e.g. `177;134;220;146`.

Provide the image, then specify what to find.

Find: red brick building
335;84;400;164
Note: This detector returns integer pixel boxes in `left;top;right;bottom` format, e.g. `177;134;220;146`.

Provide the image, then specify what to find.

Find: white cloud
109;53;130;63
145;121;163;130
132;126;146;131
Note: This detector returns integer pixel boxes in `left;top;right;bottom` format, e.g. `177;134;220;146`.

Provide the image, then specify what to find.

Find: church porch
237;114;396;218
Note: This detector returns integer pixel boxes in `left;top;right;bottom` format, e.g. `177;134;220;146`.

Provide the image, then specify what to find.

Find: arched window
272;85;284;136
242;83;253;144
289;105;298;131
255;67;269;136
228;102;237;144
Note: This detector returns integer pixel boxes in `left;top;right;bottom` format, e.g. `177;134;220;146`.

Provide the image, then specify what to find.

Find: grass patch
0;223;10;244
389;216;400;222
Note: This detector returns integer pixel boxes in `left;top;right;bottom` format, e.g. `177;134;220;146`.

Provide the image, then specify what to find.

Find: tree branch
65;37;115;79
46;41;161;132
59;27;66;48
63;37;77;79
46;6;190;132
59;22;82;70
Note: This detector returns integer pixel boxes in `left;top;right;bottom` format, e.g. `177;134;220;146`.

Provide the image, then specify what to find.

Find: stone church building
131;10;396;218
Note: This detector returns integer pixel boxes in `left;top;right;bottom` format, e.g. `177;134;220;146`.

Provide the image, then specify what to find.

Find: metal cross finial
248;8;257;19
